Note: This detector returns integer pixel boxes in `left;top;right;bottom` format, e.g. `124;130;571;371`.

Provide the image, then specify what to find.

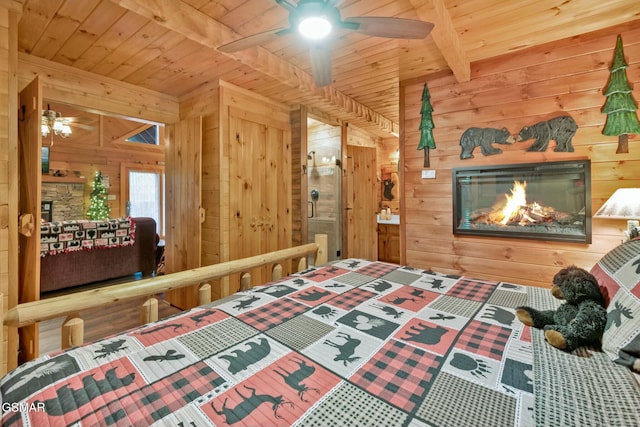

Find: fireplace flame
498;181;527;225
483;180;561;226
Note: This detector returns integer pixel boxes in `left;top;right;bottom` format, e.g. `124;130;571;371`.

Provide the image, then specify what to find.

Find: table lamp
594;188;640;240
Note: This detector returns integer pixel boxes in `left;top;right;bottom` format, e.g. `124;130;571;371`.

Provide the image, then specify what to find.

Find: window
127;125;159;145
123;165;165;237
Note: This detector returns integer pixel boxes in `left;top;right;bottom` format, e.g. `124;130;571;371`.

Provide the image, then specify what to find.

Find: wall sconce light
594;188;640;240
390;148;400;164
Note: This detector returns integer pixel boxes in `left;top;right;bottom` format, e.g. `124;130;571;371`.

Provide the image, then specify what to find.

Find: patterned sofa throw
40;217;135;257
589;239;640;372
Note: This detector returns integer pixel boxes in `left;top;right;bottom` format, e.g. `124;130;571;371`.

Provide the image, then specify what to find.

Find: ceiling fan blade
343;16;434;39
309;45;333;87
218;27;290;53
68;122;95;131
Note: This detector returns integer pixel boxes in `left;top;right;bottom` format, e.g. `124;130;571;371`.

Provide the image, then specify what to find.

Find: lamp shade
594;188;640;219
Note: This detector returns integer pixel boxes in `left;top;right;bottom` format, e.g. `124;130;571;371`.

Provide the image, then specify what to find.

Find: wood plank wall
181;81;292;301
401;20;640;288
180;82;224;299
0;0;21;373
290;107;305;248
163;116;202;309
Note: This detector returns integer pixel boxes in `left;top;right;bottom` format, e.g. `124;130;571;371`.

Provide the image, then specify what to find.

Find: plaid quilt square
455;320;512;361
380;269;423;286
297;381;408;427
447;278;497;302
354;261;399;278
328;287;378;311
350;339;442;412
486;288;528;309
178;318;257;359
237;299;309;331
87;361;225;427
416;371;516;427
301;266;349;282
131;309;230;347
335;272;379;287
266;315;335;351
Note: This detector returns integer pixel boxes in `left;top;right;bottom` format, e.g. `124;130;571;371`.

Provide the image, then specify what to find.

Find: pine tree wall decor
601;35;640;154
417;83;436;167
86;170;111;220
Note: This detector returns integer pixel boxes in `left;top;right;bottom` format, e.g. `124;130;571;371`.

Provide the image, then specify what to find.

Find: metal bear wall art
459;115;578;159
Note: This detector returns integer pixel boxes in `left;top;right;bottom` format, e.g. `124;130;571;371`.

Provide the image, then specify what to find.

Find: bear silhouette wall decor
459;127;515;160
515;115;578;152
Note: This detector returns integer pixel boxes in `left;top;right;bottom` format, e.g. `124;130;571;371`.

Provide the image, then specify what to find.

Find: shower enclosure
307;118;342;261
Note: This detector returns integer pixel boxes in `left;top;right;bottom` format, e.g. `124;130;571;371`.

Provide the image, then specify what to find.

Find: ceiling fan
41;105;95;142
218;0;434;87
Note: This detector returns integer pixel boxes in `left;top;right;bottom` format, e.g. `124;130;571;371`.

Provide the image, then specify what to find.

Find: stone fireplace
41;180;85;221
452;160;591;243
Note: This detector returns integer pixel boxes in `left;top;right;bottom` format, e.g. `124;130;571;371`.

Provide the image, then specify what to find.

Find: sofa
40;217;158;294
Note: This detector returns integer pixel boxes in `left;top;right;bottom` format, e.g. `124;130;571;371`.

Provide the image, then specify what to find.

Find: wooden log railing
1;235;327;371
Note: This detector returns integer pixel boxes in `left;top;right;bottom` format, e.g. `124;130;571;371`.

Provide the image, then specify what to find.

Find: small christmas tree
86;170;111;220
601;35;640;153
417;83;436;167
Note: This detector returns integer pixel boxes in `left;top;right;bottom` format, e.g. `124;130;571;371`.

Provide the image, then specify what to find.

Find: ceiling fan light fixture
52;119;64;133
60;122;72;138
41;119;50;138
298;16;332;40
41;108;72;139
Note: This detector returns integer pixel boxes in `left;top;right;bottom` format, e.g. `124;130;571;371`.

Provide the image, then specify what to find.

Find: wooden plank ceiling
17;0;640;137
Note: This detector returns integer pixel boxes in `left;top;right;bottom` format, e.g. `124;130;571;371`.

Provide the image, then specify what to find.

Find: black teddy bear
516;265;607;351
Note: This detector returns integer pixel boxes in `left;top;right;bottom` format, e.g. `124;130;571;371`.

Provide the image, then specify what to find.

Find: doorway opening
122;165;165;238
307;117;342;261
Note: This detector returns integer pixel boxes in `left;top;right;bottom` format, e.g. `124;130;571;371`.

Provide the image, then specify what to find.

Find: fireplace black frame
452;160;591;243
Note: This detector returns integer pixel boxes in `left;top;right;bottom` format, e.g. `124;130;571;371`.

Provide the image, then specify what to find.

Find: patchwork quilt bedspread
2;259;542;426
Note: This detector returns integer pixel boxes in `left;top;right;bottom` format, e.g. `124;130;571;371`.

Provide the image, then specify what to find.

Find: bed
2;239;640;426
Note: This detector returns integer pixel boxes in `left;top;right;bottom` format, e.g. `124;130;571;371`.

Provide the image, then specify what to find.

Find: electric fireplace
452;160;591;243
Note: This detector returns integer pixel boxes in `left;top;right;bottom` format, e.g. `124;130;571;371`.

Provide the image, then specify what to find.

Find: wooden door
346;145;378;260
164;117;202;309
17;77;42;363
228;111;291;286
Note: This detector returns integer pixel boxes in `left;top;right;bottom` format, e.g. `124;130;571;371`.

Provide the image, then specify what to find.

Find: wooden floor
39;275;182;355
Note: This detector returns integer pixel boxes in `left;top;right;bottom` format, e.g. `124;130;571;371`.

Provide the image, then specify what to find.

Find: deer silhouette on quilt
324;332;361;366
211;385;294;425
232;295;261;310
273;357;319;401
372;303;404;319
